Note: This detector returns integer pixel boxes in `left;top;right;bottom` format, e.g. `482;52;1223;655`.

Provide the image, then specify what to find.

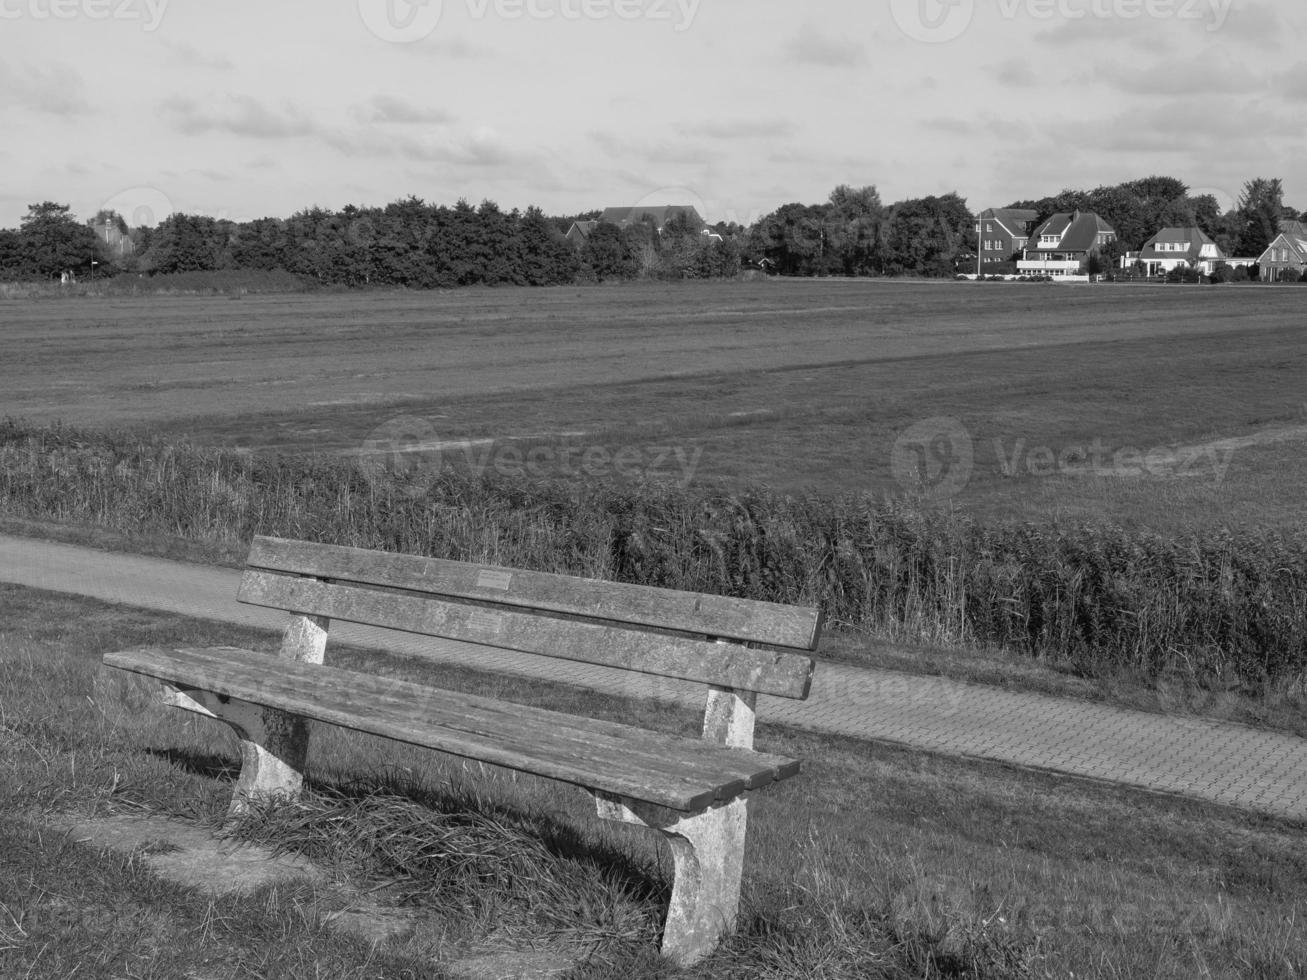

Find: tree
749;203;829;276
0;228;22;279
17;202;101;278
827;184;884;275
1085;184;1147;250
519;206;579;285
581;222;637;281
878;193;974;276
1127;175;1189;236
652;210;707;279
1235;177;1283;257
1098;237;1127;275
1189;194;1223;240
232;217;290;271
144;213;225;273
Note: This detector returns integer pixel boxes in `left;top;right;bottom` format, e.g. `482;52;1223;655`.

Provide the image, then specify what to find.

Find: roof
598;205;705;230
565;220;598;240
1138;227;1222;259
1281;219;1307;240
980;208;1038;238
1025;211;1116;253
1257;221;1307;263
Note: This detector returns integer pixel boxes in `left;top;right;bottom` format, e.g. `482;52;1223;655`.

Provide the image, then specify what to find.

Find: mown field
6;279;1307;531
4;282;1307;978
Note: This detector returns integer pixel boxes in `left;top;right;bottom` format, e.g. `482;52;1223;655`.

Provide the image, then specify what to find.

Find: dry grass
2;584;1305;978
4;420;1307;704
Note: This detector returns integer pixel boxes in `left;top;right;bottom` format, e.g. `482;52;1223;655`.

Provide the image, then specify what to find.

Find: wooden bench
103;535;822;965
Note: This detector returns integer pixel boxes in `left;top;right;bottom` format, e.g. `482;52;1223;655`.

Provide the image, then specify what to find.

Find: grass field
6;279;1307;531
3;584;1304;979
4;281;1307;977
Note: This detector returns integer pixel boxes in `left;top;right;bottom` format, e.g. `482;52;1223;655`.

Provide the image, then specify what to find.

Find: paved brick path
3;534;1305;822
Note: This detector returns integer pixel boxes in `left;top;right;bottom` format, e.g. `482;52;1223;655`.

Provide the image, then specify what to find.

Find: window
986;223;994;233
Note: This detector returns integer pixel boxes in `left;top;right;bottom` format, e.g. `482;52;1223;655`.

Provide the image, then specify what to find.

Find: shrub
5;420;1307;690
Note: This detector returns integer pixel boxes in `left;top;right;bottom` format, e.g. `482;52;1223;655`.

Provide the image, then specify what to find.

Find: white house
1129;227;1225;276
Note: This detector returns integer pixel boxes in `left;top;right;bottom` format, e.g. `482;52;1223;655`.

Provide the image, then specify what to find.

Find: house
1256;220;1307;281
597;205;705;234
564;220;598;247
975;207;1037;267
1129;227;1226;277
1018;210;1116;278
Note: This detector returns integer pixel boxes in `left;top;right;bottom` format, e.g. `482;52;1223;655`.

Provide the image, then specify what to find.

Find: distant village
972;207;1304;283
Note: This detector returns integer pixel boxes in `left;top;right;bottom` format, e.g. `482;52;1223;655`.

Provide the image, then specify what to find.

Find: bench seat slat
238;572;815;700
247;536;821;651
104;646;801;812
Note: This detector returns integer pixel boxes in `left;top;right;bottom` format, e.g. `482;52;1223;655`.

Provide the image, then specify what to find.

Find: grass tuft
227;779;657;949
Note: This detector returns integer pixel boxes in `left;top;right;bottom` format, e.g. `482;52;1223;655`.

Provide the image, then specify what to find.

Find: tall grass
4;418;1307;689
0;269;317;299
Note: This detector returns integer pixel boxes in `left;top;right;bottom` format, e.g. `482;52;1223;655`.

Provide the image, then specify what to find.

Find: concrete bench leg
164;685;309;818
162;617;327;818
596;794;747;966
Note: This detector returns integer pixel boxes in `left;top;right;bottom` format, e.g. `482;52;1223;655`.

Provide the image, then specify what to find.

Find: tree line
0;198;743;287
1;175;1301;287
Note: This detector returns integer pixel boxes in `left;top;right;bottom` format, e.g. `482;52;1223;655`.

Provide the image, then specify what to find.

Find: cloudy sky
1;0;1302;230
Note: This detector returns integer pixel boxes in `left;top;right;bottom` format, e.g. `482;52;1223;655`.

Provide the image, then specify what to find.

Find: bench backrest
238;536;821;700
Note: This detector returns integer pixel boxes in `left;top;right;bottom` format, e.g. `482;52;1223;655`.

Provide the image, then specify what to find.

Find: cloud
0;61;91;116
683;119;798;140
1031;0;1286;48
396;128;519;167
923;117;977;136
351;94;454;125
160;94;318;140
1214;1;1290;45
995;58;1036;87
1085;49;1266;95
587;129;712;166
1277;63;1307;101
784;23;865;67
400;36;493;60
1046;98;1286;156
1034;14;1177;49
163;40;234;71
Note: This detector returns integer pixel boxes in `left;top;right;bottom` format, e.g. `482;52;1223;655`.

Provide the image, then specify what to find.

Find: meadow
4;279;1307;977
2;584;1304;978
6;278;1307;530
